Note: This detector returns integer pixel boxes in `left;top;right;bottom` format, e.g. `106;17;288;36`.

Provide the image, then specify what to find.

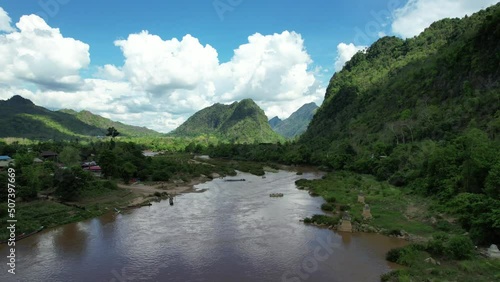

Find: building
0;156;14;170
84;165;102;177
40;151;58;161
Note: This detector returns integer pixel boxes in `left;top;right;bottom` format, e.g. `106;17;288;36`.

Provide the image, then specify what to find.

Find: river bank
0;170;220;242
295;170;500;281
1;168;409;282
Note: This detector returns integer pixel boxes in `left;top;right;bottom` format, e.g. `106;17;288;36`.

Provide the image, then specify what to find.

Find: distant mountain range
0;95;160;140
170;99;283;143
269;102;318;138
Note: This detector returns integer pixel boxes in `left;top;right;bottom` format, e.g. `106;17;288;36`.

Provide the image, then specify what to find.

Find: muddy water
0;170;407;282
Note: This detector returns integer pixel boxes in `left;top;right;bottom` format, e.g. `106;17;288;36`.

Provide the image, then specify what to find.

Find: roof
0;156;12;160
89;165;101;171
40;151;58;157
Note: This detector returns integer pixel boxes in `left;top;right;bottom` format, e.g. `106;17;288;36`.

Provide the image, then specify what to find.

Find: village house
0;155;14;170
40;151;58;161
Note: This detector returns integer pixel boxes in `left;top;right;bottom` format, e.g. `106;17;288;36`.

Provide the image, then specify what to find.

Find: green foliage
426;232;450;257
0;95;160;141
59;146;81;166
321;203;335;211
54;166;93;201
446;235;475;260
170;99;284;144
303;214;339;226
385;244;425;267
270;102;318;138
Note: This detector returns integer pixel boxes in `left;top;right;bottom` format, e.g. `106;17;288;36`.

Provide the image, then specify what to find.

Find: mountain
59;109;160;137
294;3;500;246
270;102;318;138
301;4;500;158
0;95;160;140
170;99;283;143
268;116;283;128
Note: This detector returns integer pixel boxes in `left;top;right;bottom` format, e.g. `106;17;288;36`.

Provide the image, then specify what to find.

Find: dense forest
0;95;161;140
170;98;284;143
208;4;500;245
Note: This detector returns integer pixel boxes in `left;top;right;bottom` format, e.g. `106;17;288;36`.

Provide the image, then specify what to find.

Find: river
0;169;406;282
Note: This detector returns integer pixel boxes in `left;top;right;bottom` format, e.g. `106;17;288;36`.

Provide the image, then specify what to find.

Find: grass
382;255;500;282
296;170;499;282
298;171;443;236
0;188;136;241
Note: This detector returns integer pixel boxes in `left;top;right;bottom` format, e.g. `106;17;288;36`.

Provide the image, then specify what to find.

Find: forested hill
270;102;318;138
59;109;161;137
170;99;284;143
298;4;500;243
0;95;160;139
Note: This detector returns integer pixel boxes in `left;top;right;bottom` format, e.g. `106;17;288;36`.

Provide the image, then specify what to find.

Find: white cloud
0;7;14;32
334;43;366;72
0;14;90;91
392;0;498;38
102;30;325;129
0;10;325;133
115;32;219;95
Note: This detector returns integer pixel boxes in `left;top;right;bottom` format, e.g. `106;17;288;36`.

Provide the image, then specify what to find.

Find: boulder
488;244;500;259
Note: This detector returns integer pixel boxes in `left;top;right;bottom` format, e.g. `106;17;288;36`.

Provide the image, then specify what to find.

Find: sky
0;0;497;133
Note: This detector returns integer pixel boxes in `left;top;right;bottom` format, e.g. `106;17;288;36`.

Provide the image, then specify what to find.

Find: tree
106;127;120;138
54;166;92;201
106;127;120;149
59;146;81;166
485;162;500;199
120;162;137;183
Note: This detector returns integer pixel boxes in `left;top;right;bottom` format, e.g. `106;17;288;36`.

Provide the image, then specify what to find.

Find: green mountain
270;102;318;138
59;109;160;137
170;99;284;143
0;95;160;140
297;4;500;243
301;3;500;161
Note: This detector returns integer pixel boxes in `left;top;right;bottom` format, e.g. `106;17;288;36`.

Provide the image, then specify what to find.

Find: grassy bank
296;171;500;281
0;188;135;241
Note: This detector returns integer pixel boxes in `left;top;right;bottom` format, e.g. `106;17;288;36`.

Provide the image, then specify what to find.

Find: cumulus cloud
392;0;498;38
115;32;219;95
0;14;90;91
334;43;366;72
103;30;324;127
0;9;325;133
0;7;14;32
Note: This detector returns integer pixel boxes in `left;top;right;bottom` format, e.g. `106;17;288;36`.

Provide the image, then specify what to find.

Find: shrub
446;235;475;260
435;220;453;232
426;232;449;257
339;205;350;211
324;195;337;203
387;229;402;236
385;244;423;266
154;192;162;198
321;203;335;211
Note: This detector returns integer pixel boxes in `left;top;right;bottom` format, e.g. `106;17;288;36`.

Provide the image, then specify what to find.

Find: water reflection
53;223;87;256
0;169;407;282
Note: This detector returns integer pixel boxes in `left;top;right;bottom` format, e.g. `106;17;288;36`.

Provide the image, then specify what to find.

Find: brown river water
0;170;406;282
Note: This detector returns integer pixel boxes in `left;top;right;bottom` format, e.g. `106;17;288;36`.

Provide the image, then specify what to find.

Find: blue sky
0;0;497;132
2;0;397;72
